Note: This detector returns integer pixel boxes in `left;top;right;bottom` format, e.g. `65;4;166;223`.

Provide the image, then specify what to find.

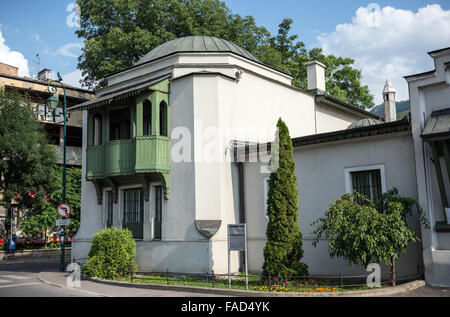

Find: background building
405;47;450;287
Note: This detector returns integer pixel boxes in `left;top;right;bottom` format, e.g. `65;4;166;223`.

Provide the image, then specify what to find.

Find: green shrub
82;228;137;280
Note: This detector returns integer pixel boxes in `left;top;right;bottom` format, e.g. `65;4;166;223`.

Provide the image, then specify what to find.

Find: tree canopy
20;166;82;238
75;0;374;108
0;90;56;236
311;189;427;283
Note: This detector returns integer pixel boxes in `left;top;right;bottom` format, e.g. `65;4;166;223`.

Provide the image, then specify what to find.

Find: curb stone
82;275;426;297
37;272;107;297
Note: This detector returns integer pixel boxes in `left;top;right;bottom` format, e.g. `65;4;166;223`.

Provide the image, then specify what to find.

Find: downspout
237;162;246;272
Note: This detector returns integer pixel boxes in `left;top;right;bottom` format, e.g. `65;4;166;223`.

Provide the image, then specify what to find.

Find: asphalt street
0;259;97;297
0;258;225;297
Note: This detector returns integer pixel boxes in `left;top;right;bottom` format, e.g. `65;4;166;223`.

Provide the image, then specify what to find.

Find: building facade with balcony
71;36;394;275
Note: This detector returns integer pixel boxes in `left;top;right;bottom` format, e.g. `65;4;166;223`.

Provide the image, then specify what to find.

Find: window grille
351;169;382;203
123;188;143;238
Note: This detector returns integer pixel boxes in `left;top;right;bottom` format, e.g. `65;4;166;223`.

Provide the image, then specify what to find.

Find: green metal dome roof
135;36;260;65
347;118;384;129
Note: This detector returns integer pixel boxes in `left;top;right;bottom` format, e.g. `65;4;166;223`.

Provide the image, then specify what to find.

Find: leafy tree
20;166;82;239
75;1;374;108
263;118;308;278
312;190;427;286
20;209;57;248
257;19;374;109
0;90;56;237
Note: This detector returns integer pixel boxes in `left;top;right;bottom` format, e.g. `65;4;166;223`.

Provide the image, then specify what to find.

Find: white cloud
57;42;82;58
32;33;43;43
0;30;30;77
66;3;81;28
318;3;450;104
61;69;84;88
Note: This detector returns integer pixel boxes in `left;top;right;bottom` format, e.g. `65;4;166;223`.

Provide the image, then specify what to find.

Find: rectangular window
109;108;131;141
350;169;382;203
106;191;113;228
122;188;143;239
153;186;162;239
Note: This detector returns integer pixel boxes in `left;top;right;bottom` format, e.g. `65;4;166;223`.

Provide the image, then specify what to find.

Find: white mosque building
71;37;450;286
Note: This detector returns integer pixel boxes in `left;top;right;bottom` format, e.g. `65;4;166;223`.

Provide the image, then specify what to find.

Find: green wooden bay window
83;78;171;204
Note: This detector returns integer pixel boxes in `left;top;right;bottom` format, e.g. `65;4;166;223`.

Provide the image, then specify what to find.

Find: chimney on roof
0;62;19;76
38;68;51;81
305;60;326;94
383;78;397;122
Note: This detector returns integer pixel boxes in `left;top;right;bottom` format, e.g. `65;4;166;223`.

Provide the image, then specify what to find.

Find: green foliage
82;228;138;280
263;118;308;278
374;187;429;229
0;90;57;236
370;100;410;118
312;191;422;268
20;166;82;237
75;0;374;108
257;19;374;109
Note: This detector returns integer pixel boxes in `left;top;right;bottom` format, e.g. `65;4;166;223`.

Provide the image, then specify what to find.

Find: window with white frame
345;165;386;203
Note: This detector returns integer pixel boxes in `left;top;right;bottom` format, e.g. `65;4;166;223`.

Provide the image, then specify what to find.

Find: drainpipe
237;162;246;272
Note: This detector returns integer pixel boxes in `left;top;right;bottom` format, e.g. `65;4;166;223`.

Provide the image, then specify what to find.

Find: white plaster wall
242;132;422;279
72;110;104;264
315;103;361;133
188;69;367;274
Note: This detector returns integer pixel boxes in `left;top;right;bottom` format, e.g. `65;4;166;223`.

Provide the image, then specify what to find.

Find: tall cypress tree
263;118;308;278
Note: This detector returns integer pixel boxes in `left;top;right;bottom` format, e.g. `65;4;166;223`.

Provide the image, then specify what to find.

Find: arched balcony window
143;99;152;136
93;114;102;145
159;101;168;137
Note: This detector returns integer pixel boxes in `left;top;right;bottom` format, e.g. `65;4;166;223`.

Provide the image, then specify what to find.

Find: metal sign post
57;203;71;272
227;224;248;290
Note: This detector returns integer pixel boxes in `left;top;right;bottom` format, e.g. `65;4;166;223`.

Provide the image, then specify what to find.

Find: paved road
387;285;450;297
0;259;225;297
0;259;97;297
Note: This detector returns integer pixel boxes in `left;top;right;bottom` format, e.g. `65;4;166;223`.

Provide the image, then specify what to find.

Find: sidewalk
1;248;71;262
37;271;227;297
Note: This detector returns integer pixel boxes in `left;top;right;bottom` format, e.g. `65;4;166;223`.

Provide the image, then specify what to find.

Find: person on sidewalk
7;235;16;256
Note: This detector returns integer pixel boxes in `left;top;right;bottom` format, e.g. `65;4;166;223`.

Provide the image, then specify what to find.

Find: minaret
383;79;397;122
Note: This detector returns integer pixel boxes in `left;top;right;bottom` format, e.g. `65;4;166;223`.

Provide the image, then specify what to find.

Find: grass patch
117;274;388;293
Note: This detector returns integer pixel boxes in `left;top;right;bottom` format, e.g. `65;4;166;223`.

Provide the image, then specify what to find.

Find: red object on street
50;237;54;242
26;240;30;244
0;239;3;245
56;237;60;242
68;237;71;242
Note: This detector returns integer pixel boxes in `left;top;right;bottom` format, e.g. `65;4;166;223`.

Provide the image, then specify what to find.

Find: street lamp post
47;72;67;272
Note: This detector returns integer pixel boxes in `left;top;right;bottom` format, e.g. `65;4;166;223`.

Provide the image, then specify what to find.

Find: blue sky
1;1;449;104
